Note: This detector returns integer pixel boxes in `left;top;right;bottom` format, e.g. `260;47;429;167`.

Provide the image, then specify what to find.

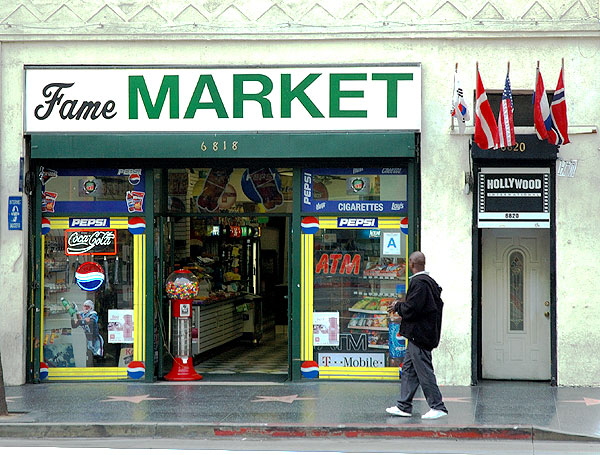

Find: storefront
470;136;559;384
26;65;421;382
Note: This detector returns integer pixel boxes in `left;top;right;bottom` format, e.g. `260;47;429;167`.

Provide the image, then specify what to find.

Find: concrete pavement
1;377;599;441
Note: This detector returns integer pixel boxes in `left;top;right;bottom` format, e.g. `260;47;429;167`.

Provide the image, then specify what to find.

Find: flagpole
451;62;458;131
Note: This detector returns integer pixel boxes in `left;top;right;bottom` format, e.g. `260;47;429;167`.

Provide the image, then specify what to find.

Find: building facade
0;0;599;386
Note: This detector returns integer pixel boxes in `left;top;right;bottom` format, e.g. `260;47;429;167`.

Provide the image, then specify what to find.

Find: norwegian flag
547;67;570;145
451;68;470;133
533;68;552;140
474;68;499;150
497;72;516;147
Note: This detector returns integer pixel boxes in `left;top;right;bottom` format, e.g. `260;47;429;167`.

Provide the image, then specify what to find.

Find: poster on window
107;309;134;343
313;312;339;346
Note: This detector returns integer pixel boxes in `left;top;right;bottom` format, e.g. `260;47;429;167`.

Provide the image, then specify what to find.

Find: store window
310;217;408;373
42;217;140;370
300;167;410;380
38;167;147;379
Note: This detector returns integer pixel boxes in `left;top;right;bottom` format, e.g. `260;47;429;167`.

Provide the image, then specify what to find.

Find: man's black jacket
393;273;444;351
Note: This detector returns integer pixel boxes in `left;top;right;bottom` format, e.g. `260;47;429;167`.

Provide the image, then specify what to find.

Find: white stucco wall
1;0;599;386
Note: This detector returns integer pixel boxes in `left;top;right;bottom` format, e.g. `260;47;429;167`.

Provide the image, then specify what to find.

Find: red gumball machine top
165;269;199;301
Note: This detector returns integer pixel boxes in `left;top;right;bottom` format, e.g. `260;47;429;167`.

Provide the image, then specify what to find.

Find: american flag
497;72;515;147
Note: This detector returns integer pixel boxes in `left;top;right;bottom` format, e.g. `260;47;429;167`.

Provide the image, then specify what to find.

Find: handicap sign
8;196;22;231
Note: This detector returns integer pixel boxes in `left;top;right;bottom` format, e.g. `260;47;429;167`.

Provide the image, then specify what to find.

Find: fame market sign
24;66;421;133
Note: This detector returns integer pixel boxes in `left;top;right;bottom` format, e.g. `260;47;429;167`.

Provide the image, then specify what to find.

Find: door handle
544;311;550;318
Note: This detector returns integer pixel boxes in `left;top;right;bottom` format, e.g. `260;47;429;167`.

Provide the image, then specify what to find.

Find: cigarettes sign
477;167;550;228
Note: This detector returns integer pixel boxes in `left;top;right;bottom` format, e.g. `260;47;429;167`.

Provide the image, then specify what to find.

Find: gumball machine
164;269;202;381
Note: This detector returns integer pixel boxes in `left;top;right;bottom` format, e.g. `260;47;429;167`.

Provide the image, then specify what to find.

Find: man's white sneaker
422;409;448;419
386;406;412;417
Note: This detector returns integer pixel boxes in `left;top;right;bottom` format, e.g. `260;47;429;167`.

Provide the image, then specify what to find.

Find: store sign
65;229;118;255
337;217;378;228
315;253;361;275
317;352;385;368
24;66;421;133
69;218;110;228
477;167;550;228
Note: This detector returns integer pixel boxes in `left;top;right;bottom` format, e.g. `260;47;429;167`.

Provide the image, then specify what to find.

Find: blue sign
69;218;110;228
337;217;378;228
301;168;408;214
8;196;22;230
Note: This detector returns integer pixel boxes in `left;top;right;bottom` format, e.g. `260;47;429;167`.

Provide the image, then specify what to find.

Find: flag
533;69;552;140
497;72;516;147
451;69;470;133
547;67;570;145
474;69;499;150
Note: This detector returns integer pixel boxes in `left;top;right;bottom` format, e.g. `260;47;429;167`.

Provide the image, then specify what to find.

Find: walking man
386;251;448;419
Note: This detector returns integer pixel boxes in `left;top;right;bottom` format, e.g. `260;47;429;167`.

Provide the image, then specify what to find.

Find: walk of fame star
101;394;167;403
252;394;317;403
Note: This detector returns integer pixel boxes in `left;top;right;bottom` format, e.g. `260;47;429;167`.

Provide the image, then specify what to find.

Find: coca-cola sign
65;229;117;256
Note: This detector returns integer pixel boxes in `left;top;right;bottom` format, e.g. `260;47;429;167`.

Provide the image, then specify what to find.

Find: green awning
30;132;416;160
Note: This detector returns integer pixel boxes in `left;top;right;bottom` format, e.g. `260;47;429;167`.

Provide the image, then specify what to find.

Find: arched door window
509;251;524;331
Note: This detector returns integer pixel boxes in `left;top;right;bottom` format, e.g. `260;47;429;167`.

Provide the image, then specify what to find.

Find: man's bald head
409;251;426;273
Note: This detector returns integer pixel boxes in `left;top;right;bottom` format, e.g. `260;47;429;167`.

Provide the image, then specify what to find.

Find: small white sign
313;312;339;346
107;309;134;343
382;232;401;255
557;159;578;178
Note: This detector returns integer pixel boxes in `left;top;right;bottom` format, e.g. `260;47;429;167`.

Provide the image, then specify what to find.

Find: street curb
1;423;599;442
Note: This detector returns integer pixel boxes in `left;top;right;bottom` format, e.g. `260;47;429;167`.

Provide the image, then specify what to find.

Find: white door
482;229;551;380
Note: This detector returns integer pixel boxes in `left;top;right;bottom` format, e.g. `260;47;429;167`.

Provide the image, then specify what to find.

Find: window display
311;217;408;369
301;168;407;213
167;168;292;215
40;167;146;214
42;217;137;370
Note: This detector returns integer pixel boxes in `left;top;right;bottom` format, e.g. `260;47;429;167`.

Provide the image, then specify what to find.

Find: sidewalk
1;377;599;441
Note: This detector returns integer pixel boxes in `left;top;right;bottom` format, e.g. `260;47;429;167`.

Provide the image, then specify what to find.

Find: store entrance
160;167;292;380
195;216;289;379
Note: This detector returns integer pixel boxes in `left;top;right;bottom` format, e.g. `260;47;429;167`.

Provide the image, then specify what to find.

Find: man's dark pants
396;341;448;414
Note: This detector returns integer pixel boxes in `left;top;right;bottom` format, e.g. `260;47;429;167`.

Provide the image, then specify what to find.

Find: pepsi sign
69;218;110;228
337;217;378;228
75;261;105;291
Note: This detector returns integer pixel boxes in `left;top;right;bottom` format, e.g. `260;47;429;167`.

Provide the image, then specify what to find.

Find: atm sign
337;217;378;228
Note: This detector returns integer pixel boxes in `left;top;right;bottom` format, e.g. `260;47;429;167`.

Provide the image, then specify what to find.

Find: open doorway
160;168;292;381
191;216;289;379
